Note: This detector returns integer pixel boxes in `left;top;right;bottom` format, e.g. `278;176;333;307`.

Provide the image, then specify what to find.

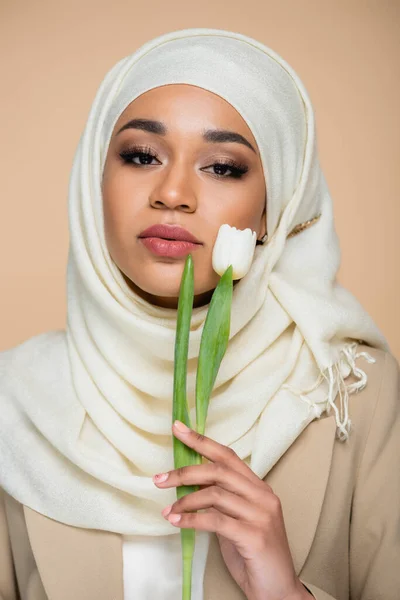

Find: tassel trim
282;342;376;441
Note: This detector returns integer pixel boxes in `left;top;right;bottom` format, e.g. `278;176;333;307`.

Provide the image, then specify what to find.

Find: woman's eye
202;161;249;179
119;148;160;166
119;149;248;180
134;153;157;165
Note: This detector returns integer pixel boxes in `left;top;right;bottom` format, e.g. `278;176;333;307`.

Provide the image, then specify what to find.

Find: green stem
173;259;233;600
182;532;195;600
173;254;199;600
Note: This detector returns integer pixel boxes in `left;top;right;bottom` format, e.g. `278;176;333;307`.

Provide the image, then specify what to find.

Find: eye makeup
118;144;249;180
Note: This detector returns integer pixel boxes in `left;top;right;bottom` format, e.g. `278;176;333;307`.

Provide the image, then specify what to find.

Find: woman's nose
148;164;197;212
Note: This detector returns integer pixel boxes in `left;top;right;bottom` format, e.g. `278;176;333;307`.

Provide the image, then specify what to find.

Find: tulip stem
173;255;199;600
174;257;233;600
182;552;194;600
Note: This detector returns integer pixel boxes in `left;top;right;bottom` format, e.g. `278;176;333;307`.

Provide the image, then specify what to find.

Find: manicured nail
162;504;172;517
174;420;191;433
168;513;181;524
153;472;169;483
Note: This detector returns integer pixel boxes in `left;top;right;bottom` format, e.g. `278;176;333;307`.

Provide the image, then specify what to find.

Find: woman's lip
140;237;201;258
138;224;201;244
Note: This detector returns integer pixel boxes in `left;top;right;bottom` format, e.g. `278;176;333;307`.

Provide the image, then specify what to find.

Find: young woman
0;27;399;600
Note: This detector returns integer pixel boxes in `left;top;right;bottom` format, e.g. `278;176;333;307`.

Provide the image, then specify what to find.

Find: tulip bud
212;224;257;279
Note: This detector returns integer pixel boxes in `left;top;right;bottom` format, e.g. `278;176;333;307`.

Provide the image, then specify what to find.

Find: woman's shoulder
0;330;70;426
0;330;67;383
344;343;399;452
352;343;399;408
313;343;399;458
358;342;399;370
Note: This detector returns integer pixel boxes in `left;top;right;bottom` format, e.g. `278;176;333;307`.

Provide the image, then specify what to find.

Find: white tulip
212;224;257;279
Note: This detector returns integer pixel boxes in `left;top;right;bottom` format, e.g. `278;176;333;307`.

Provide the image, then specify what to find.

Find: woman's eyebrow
116;118;166;136
115;118;256;153
203;129;256;153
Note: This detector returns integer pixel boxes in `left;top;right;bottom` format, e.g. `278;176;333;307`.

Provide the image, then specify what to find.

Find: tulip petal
212;223;257;280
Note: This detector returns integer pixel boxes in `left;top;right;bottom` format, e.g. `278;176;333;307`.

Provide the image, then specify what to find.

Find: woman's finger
165;505;259;549
162;485;267;525
153;461;276;513
171;420;272;491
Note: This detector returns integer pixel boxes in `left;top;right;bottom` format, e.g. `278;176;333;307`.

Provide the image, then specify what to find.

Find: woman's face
102;84;266;308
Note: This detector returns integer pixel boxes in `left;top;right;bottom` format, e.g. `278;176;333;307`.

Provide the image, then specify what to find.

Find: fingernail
162;504;172;517
168;513;181;524
153;472;169;483
174;420;191;433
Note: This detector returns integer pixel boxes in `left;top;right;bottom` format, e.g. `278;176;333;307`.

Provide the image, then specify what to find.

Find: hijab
0;27;388;534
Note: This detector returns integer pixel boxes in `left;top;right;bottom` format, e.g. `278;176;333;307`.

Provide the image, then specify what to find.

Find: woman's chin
120;269;216;309
121;271;179;299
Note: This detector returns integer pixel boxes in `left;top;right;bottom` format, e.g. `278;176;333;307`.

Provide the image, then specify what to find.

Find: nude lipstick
138;224;203;258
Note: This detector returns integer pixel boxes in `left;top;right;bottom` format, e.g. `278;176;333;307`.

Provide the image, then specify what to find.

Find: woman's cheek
193;254;220;295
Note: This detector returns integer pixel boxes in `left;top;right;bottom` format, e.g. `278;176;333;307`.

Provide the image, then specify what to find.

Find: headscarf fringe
283;342;376;442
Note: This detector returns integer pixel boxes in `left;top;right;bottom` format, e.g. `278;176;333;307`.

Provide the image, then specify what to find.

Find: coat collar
24;415;336;600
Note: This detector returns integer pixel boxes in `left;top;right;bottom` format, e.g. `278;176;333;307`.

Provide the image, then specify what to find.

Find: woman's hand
152;420;312;600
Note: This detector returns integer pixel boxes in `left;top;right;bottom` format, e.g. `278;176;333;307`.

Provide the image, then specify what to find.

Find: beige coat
1;344;399;600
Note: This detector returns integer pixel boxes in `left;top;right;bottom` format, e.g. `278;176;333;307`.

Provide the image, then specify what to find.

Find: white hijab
0;28;388;535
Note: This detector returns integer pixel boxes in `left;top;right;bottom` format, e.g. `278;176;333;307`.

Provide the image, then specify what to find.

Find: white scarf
0;28;388;535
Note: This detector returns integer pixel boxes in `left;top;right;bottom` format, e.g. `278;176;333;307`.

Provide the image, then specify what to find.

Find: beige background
1;0;399;360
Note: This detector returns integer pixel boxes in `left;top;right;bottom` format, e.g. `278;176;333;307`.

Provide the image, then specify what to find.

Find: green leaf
196;265;233;435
